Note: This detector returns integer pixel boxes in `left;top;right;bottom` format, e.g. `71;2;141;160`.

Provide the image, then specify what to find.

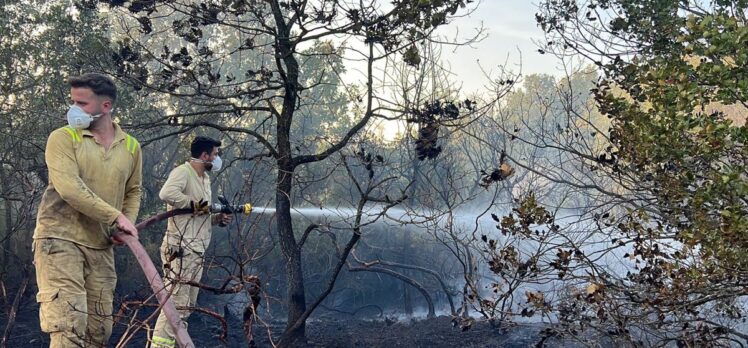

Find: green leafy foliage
532;0;748;344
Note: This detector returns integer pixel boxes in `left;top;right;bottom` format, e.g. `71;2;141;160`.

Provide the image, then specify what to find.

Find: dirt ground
280;316;594;348
161;312;598;348
2;298;606;348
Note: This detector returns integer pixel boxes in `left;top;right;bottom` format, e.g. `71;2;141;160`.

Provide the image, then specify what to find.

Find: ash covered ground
3;298;607;347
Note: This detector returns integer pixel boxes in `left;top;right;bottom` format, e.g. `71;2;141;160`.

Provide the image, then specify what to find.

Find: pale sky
325;0;562;98
365;1;562;140
438;0;562;93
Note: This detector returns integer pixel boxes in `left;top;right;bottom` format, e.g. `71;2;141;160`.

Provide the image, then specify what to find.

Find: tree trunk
1;276;28;348
268;0;307;343
275;88;306;347
276;179;307;345
402;157;422;316
0;164;11;276
2;198;10;276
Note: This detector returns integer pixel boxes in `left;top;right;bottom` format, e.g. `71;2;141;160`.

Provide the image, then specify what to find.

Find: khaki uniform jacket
159;163;213;253
33;124;143;249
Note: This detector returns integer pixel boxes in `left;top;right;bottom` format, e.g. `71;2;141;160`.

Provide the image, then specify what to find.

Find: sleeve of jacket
45;129;121;225
121;144;143;224
159;166;191;209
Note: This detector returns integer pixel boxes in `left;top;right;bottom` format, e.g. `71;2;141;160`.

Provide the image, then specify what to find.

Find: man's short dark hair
68;73;117;102
191;136;221;158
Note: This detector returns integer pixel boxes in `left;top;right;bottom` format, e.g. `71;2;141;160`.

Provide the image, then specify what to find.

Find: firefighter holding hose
150;136;233;348
33;73;142;347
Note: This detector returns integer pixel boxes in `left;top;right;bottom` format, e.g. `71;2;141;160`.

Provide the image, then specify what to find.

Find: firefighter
33;73;142;347
150;136;232;348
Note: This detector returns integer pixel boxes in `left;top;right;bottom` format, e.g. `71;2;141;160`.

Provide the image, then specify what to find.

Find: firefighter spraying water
146;136;252;348
116;196;254;348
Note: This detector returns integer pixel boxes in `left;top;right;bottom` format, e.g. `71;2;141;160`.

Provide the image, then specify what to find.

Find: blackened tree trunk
271;1;306;343
276;161;307;346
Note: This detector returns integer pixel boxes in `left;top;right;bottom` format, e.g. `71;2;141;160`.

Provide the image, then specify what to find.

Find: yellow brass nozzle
243;203;253;214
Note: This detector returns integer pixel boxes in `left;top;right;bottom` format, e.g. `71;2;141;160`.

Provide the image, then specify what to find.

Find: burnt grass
3;297;607;348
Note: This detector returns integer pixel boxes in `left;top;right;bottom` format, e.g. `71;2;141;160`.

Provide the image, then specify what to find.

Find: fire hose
113;198;252;348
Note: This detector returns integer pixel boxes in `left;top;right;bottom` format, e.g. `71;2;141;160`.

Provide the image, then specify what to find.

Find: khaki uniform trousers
33;238;116;348
149;243;204;348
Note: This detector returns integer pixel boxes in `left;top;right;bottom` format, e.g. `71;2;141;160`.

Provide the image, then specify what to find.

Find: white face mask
191;155;222;172
210;155;222;172
67;104;102;129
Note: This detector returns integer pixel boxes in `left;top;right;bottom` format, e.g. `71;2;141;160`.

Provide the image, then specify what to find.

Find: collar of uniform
184;161;198;178
183;161;209;179
80;122;127;144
